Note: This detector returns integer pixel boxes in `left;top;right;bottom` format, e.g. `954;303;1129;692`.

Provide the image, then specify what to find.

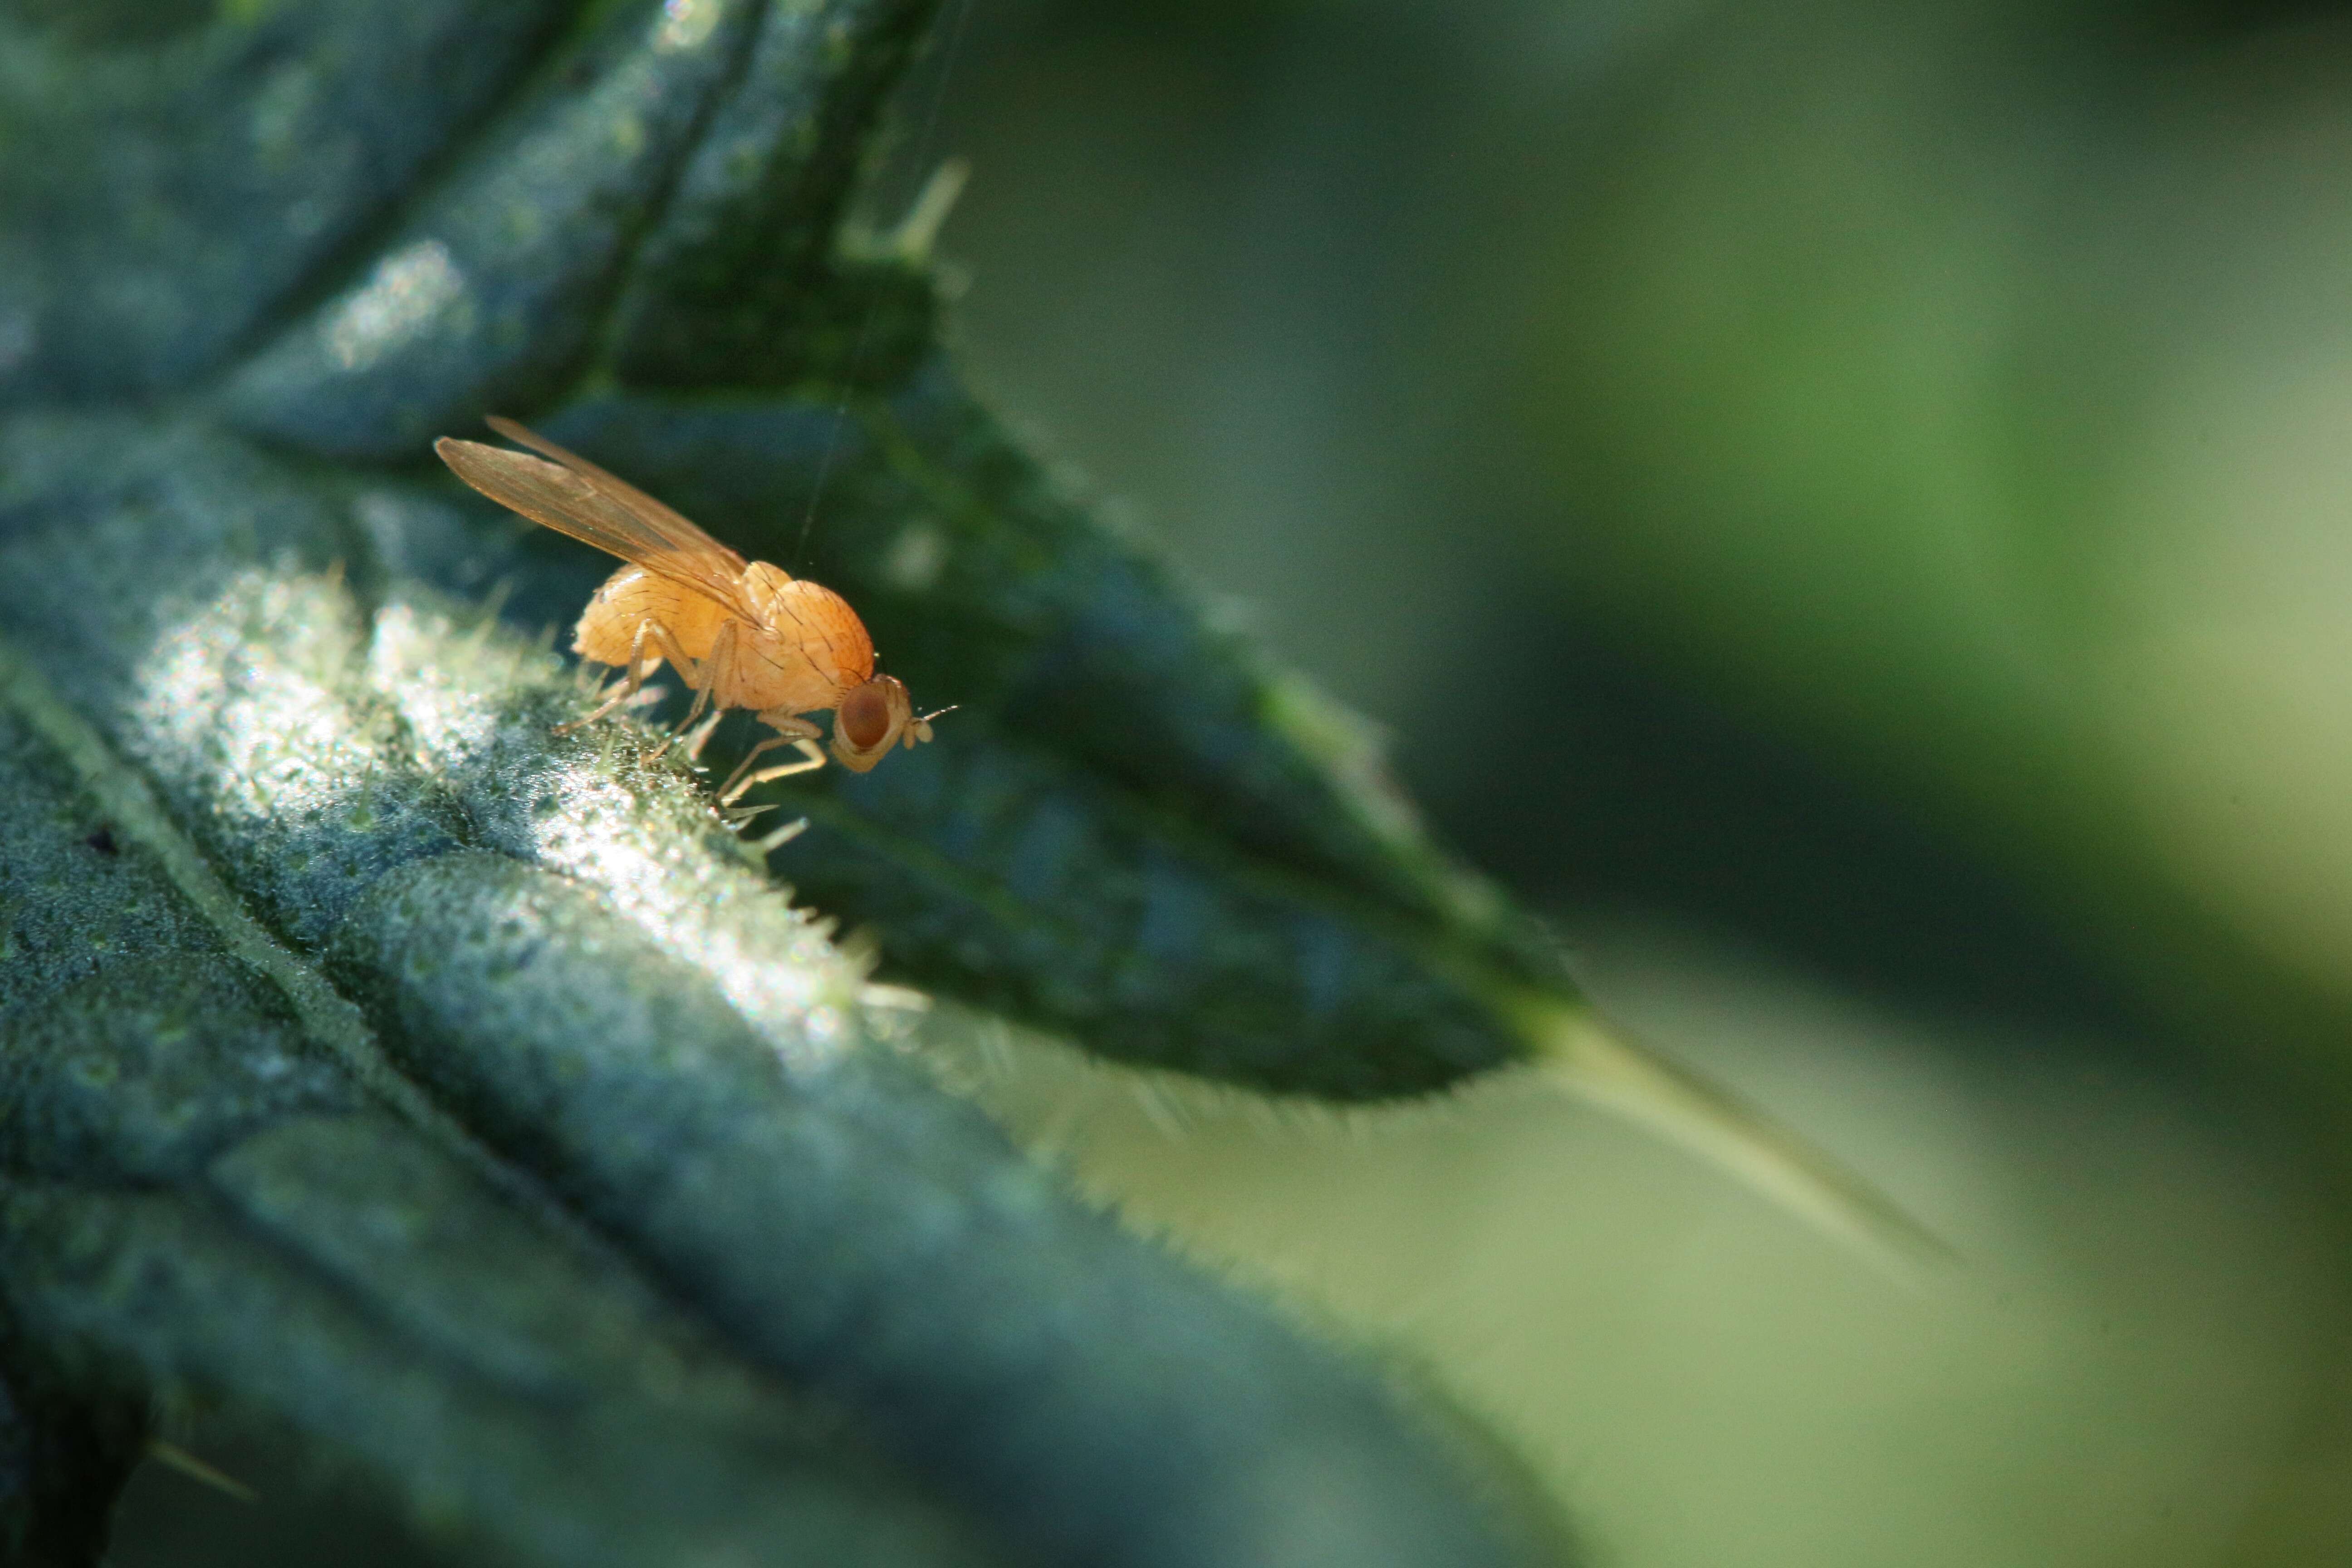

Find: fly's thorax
572;565;732;666
752;575;876;689
739;560;794;614
719;620;849;716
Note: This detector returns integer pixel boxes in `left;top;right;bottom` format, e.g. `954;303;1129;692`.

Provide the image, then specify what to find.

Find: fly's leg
745;816;808;853
555;617;700;736
645;618;735;764
554;620;660;735
681;709;728;763
719;715;826;804
717;738;827;804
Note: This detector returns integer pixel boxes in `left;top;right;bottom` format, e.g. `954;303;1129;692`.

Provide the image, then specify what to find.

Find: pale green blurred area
930;934;2342;1567
908;0;2352;1561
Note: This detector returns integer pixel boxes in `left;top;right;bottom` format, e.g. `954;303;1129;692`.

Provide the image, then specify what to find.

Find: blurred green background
99;0;2352;1561
883;0;2352;1563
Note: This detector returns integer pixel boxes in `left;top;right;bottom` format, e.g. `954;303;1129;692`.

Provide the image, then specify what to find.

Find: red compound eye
838;681;894;752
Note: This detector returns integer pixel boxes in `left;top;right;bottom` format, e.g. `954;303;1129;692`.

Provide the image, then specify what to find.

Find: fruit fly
434;416;944;803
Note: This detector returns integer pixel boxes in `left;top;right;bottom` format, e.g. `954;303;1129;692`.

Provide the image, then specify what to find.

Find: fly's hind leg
719;714;827;805
555;617;700;736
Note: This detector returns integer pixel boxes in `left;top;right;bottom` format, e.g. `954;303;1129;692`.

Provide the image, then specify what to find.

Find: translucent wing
435;420;757;619
481;416;739;559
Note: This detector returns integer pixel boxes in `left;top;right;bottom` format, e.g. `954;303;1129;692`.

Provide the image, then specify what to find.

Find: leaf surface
0;3;1588;1562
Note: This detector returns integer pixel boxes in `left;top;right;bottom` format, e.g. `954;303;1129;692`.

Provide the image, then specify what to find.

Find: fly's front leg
555;617;699;736
718;737;827;805
719;714;826;804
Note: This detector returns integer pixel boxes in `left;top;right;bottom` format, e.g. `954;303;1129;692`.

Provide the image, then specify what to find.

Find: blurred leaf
1510;0;2352;1104
0;0;1589;1562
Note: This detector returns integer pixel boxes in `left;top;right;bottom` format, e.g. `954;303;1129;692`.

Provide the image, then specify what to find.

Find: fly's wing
435;426;758;620
482;416;746;562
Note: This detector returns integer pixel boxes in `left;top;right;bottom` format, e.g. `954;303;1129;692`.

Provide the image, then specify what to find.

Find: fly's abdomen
573;566;733;671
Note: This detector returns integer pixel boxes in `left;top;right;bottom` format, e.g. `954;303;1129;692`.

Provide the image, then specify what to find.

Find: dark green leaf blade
215;0;944;461
608;0;942;388
211;0;769;461
0;0;573;404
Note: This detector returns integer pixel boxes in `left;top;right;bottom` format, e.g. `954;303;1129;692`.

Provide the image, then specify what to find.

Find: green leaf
0;637;1000;1568
0;1;1591;1562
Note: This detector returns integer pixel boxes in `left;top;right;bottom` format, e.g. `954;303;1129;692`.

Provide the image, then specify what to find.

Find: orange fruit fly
435;417;944;802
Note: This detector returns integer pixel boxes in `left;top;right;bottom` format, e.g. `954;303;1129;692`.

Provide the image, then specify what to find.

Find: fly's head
828;675;941;772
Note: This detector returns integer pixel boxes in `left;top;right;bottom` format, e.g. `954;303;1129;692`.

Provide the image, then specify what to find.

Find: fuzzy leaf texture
0;1;1614;1563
